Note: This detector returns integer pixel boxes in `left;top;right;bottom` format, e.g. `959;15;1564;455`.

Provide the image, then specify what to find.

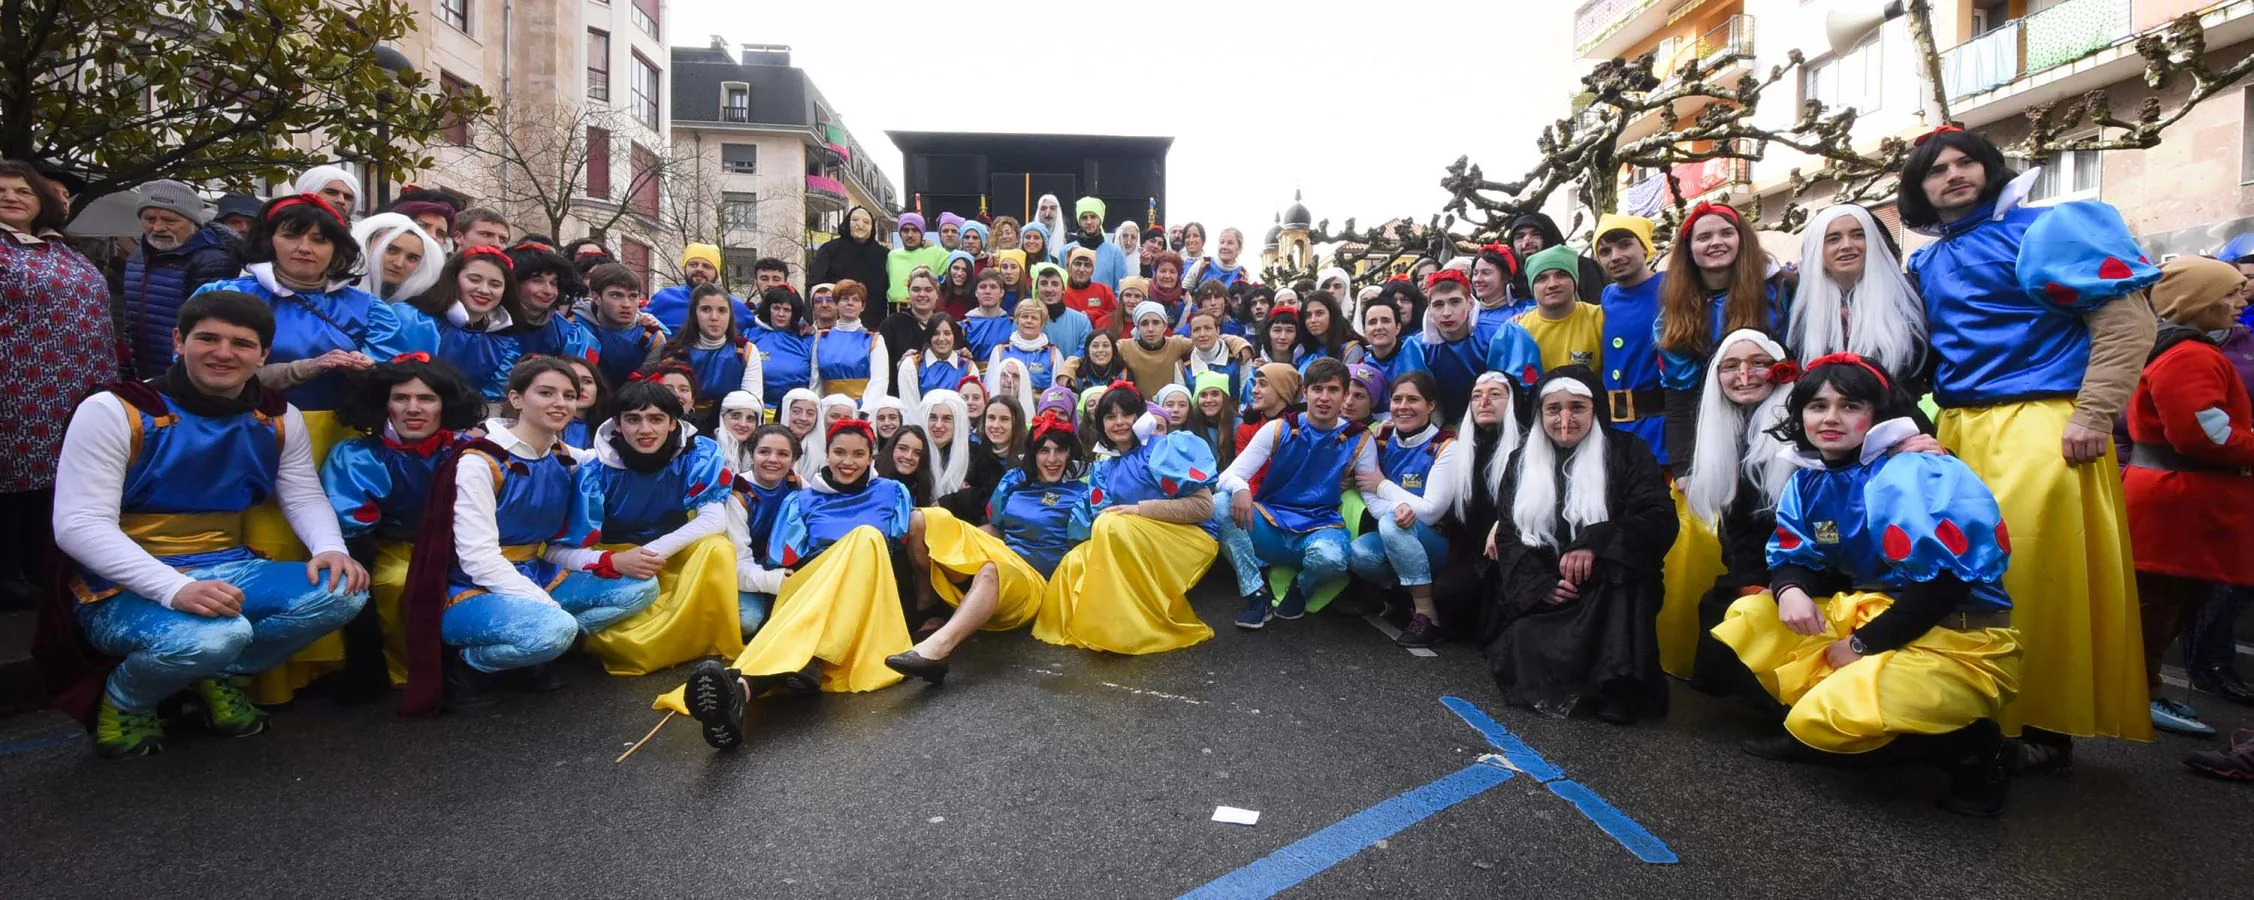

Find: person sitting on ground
1349;372;1461;648
1680;330;1799;702
881;424;936;506
1710;353;2021;817
985;410;1095;578
725;422;800;639
1216;358;1384;630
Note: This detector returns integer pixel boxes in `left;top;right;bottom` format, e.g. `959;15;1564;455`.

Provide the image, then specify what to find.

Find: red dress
2123;332;2254;584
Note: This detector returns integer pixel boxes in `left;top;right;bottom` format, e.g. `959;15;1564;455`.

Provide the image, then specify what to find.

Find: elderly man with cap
1061;197;1129;291
1487;244;1606;391
212;193;261;239
646;242;753;334
120;180;243;380
887;212;949;305
1591;213;1668;465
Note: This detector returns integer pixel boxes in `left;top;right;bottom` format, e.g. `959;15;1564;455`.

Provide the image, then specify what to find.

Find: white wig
984;356;1036;418
348;213;443;301
715;390;763;467
1113;220;1142;259
1684;329;1796;525
1316;266;1355;321
1032;194;1068;262
1446;371;1525;521
1788;204;1926;378
292;164;362;214
1510;376;1611;549
917;389;972;495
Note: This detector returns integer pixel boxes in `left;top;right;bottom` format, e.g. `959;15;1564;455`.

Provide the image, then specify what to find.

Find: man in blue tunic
1216;358;1384;629
1591;214;1668;467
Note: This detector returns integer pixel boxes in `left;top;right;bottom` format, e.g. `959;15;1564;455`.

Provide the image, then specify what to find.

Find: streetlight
370;45;414;210
1824;0;1951;126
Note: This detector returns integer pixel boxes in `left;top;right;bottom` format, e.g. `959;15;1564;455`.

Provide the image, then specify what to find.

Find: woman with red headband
1711;353;2021;817
402;246;526;408
984;409;1092;578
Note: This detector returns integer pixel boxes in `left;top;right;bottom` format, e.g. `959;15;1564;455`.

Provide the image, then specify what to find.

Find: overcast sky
674;0;1583;242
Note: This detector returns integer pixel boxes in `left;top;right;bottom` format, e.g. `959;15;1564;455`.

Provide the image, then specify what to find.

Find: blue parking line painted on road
1443;694;1677;865
1179;763;1515;900
0;732;82;757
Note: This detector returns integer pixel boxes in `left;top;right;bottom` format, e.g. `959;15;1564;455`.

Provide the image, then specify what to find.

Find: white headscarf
349;213;443;301
780;388;824;482
985;356;1036;419
1032;194;1068;262
1684;329;1795;525
292;164;362;214
715;390;763;467
1317;266;1354;321
1446;371;1523;521
1788;205;1926;377
1114;221;1143;265
1510;375;1611;548
860;393;907;431
917;389;972;495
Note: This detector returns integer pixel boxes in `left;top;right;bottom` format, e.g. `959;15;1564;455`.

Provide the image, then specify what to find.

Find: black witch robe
1686;476;1784;704
1480;430;1676;718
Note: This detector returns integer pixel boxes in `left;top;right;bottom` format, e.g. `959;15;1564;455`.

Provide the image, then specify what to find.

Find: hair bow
1423;269;1471;293
827;418;876;443
1678;201;1742;241
1028;409;1076;442
1913;124;1965;147
1803;352;1890;390
1105;379;1139;396
462;245;515;270
268;193;346;227
391;351;431;364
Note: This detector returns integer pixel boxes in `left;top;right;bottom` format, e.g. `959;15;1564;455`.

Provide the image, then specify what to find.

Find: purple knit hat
1037;384;1076;420
938;212;965;231
899;212;926;232
1349;362;1388;406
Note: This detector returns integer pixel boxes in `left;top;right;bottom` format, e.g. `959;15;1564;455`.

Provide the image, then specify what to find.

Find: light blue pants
1349;516;1450;588
739;591;773;637
77;558;367;713
1216;501;1349;597
441;571;657;673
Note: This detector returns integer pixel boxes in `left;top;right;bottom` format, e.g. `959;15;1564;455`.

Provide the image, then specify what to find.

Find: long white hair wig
1445;371;1525;521
1788;204;1926;377
917;389;972;495
348;213;443;300
1511;375;1612;549
1683;329;1797;525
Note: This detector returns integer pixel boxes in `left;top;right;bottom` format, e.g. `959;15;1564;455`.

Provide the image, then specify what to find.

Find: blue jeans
1216;502;1349;597
441;571;657;673
1349;516;1449;588
76;558;367;713
739;591;773;637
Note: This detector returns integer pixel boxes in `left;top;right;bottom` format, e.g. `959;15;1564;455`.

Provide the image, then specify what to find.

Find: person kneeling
1217;359;1383;628
1710;354;2022;817
47;291;370;758
1481;366;1675;725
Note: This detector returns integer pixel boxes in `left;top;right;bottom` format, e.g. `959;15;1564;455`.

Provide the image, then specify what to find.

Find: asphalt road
4;571;2250;899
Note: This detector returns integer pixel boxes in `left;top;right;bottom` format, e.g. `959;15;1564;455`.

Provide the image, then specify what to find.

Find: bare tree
656;144;813;290
1261;215;1454;289
456;99;675;244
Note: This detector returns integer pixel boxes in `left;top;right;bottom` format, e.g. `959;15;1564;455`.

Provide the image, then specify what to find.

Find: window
631;53;660;129
438;73;471;145
439;0;468;33
721;143;757;175
1805;32;1883;114
586;30;610;102
724;248;762;284
722;83;750;123
621;238;651;287
585;127;611;198
630;142;659;216
631;0;659;38
721;192;758;229
2022;147;2103;204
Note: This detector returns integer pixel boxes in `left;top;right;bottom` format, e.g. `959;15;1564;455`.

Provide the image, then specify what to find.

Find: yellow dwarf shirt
1516;303;1605;373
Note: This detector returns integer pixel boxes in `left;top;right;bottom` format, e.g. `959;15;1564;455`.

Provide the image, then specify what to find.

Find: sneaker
2184;730;2254;781
1396;613;1442;649
444;648;499;712
2191;666;2254;707
2152;697;2216;737
1275;585;1308;621
1234;587;1276;630
193;677;268;738
1938;723;2016;818
92;696;165;759
684;659;747;750
502;662;567;694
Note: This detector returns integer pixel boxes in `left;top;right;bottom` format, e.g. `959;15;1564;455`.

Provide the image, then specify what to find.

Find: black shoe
1275;584;1308;621
1938;723;2016;818
684;660;746;750
504;662;567;694
1325;591;1379;618
1741;731;1819;763
2192;666;2254;707
885;650;949;685
1395;613;1442;649
780;661;823;695
443;648;498;712
2014;729;2074;776
1594;694;1635;726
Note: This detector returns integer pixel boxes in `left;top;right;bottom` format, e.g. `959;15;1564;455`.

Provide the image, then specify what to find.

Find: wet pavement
4;571;2250;898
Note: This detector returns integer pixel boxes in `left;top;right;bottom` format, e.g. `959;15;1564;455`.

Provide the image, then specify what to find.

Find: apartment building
664;40;898;289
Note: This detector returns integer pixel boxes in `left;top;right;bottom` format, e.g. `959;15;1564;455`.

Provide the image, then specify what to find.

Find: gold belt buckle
1608;389;1635;423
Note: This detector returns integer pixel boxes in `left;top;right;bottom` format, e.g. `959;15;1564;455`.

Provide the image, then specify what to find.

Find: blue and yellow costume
1599;275;1668;462
995;341;1059;391
1348;423;1454;590
430;306;522;402
987;468;1093;578
645;284;755;335
588;318;667;387
577;425;742;676
1908;189;2159;740
1036;432;1219;654
684;339;758;420
509;309;598;362
1419;329;1489;424
749;322;815;413
963;312;1017;361
1362;338;1428;392
909;351;979;399
1712;434;2022;754
1217;414;1373;602
813;324;879;399
321;428;456;685
731;470;798;635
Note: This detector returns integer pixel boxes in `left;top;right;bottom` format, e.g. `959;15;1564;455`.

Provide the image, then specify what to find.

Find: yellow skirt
1939;400;2149;740
654;525;908;713
366;539;413;687
919;508;1043;631
1036;513;1215;654
584;534;745;677
1658;484;1724;679
1712;591;2022;754
244;408;354;704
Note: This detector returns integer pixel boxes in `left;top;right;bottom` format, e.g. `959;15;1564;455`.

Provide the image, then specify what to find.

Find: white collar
483;417;556;459
591;418;698;469
248;261;350;297
1391;420;1439;448
1779;417;1922;470
447;300;514;332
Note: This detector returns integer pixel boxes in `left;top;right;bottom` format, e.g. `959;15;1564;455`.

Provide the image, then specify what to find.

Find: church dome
1282;190;1311;230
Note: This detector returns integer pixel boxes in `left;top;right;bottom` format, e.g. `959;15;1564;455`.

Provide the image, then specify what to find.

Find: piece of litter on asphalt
927;816;945;824
1473;861;1494;871
1212;806;1261;826
1373;839;1389;850
1408;647;1439;658
1476;752;1522;773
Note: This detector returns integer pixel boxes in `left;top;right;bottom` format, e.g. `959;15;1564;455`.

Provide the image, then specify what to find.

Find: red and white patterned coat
0;227;117;492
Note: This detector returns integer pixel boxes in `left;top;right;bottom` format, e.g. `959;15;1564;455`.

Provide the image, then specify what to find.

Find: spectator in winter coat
809;206;891;328
120;180;241;379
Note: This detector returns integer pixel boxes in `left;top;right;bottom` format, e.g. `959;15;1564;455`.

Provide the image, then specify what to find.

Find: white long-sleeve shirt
724;490;787;595
53;392;346;609
453;421;603;602
1373;425;1463;526
1217;417;1384;511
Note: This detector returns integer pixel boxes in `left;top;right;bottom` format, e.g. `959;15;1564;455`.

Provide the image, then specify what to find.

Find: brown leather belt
2129;442;2252;476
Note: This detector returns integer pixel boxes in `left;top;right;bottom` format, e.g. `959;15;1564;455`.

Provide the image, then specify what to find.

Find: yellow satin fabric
1036;512;1215;654
1658;484;1724;679
498;543;546;563
654;526;908;714
826;377;870;400
119;512;245;557
368;539;413;686
919;508;1043;630
244;408;353;705
584;535;745;677
1712;590;2022;754
1939;400;2149;740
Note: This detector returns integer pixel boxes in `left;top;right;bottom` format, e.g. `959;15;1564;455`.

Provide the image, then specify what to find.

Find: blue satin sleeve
370;299;439;359
881;480;914;540
1067;468;1104;542
681;437;734;509
1147;432;1219;497
1484;320;1544;388
988;468;1027;524
560;318;598;362
318;438;392;540
1863;453;2011;590
564;459;609;548
769;492;811;568
2015;201;2162;314
1764;472;1828;572
1655;317;1703;390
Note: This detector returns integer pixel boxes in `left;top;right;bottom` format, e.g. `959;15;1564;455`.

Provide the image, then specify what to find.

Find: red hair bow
462;245;515;270
1678;201;1742;241
1105;378;1138;397
827;417;876;443
1387;273;1410;283
1803;352;1890;390
1423;269;1471;293
1765;360;1802;384
1028;409;1075;443
391;351;431;364
1479;243;1520;274
514;241;555;253
1269;305;1300;319
267;193;346;227
1913;124;1965;147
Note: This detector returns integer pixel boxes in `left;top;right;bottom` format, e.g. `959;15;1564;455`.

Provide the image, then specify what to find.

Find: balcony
1939;0;2136;101
805;174;848;212
1576;0;1671;59
1621;157;1750;217
1618;16;1757;143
